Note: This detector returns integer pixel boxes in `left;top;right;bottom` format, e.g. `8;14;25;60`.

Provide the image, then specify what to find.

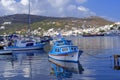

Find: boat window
55;49;60;52
62;47;68;52
71;47;74;50
74;48;77;51
66;41;72;45
71;47;77;51
58;41;63;43
21;41;26;43
57;44;64;46
56;41;64;46
26;43;34;46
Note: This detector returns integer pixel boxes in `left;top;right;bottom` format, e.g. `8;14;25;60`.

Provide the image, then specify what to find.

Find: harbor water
0;36;120;80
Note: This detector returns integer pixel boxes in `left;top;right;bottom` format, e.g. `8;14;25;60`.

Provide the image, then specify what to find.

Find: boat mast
28;0;31;36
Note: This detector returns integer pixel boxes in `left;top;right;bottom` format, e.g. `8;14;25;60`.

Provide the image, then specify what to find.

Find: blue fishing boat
4;39;45;51
49;38;83;62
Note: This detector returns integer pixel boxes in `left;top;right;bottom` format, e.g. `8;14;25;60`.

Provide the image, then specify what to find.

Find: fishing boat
3;39;45;51
49;58;84;79
82;33;104;37
49;38;83;62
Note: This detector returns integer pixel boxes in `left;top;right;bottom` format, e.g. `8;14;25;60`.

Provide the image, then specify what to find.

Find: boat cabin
51;46;78;54
50;38;79;54
54;38;73;46
13;39;36;47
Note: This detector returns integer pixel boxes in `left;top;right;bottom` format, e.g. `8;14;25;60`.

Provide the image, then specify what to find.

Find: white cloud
77;6;88;12
77;6;96;17
0;0;96;17
20;0;28;6
1;0;16;7
48;0;69;8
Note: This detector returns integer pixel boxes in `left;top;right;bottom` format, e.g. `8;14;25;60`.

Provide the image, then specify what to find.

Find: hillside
0;14;51;24
0;14;114;34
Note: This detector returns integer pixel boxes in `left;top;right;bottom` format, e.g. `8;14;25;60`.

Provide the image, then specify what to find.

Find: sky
0;0;119;22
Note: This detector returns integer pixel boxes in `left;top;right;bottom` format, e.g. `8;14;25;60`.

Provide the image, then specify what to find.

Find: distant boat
82;34;104;37
49;58;84;79
4;38;45;51
49;38;83;62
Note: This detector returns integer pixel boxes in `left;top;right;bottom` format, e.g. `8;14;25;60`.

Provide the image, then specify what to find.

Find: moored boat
4;39;45;51
49;38;83;62
82;34;104;37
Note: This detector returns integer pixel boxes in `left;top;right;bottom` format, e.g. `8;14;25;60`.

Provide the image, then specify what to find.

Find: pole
28;0;31;36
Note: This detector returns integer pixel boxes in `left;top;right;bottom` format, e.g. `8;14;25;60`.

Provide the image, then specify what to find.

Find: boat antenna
28;0;31;36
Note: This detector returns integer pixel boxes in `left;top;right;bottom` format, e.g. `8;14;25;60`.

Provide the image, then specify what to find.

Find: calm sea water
0;36;120;80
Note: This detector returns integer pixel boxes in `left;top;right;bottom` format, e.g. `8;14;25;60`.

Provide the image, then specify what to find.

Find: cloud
48;0;69;8
78;6;88;12
20;0;28;6
1;0;16;7
0;0;96;17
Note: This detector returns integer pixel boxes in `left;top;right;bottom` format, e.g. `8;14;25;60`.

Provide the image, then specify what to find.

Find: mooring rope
83;52;113;60
80;52;114;68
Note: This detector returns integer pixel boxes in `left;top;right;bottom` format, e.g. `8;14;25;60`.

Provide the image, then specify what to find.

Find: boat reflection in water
0;54;13;61
12;50;46;62
49;58;84;80
0;50;46;79
12;50;46;58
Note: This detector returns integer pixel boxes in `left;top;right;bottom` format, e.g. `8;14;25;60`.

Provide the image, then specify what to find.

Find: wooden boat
49;38;83;62
4;39;45;51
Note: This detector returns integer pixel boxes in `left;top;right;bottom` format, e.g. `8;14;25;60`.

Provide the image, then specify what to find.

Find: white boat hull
4;46;43;51
0;50;12;54
49;51;82;62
